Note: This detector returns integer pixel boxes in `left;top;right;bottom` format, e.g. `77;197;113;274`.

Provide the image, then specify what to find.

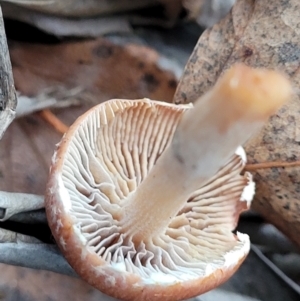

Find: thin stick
245;161;300;171
251;245;300;295
39;109;69;134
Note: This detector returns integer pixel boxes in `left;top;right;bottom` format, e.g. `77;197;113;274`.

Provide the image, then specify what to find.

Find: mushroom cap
45;98;254;301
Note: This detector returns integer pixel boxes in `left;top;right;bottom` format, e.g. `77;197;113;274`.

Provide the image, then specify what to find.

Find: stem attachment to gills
120;64;291;243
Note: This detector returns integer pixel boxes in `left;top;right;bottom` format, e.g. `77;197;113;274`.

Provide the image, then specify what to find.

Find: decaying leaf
0;263;115;301
3;6;133;38
0;38;178;194
0;101;115;196
2;0;183;37
1;0;155;17
174;0;300;248
0;114;61;194
10;38;177;108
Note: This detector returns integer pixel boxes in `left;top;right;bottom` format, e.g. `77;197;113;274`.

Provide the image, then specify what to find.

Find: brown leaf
174;0;300;247
0;115;61;194
11;38;177;104
0;101;115;195
0;263;115;301
0;38;177;195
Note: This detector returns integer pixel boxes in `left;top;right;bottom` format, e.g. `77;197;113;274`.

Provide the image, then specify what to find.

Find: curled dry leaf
1;0;155;17
2;1;183;37
2;0;184;21
0;114;62;194
174;0;300;248
10;38;177;108
3;6;133;37
0;38;178;195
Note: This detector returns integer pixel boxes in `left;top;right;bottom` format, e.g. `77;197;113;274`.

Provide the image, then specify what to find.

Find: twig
238;222;298;254
251;245;300;295
0;5;17;139
245;161;300;171
39;109;69;134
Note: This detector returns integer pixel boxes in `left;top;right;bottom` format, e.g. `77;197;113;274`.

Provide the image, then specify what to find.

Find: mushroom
45;64;291;301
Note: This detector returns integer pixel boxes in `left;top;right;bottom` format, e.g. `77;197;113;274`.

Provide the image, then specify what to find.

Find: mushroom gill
45;64;291;301
56;99;252;281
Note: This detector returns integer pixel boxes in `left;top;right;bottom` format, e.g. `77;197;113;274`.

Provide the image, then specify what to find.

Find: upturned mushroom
45;64;291;301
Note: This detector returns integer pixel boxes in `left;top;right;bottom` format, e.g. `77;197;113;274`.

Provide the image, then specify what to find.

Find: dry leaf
0;102;112;195
0;38;177;195
0;115;61;194
174;0;300;248
1;0;155;17
0;263;116;301
10;38;177;105
3;0;183;19
0;263;263;301
2;0;184;37
3;6;133;37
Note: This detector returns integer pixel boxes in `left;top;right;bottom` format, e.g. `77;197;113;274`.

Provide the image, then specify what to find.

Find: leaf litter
0;0;300;300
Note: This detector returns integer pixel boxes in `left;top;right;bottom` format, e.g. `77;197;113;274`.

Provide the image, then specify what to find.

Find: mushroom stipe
45;64;291;301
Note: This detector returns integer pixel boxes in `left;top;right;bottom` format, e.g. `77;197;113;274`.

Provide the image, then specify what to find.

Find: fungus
45;64;291;301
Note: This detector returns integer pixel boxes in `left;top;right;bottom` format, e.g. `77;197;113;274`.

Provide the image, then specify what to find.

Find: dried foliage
11;39;177;105
0;113;61;194
1;0;155;17
2;0;182;37
174;0;300;248
0;38;177;195
0;1;299;300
